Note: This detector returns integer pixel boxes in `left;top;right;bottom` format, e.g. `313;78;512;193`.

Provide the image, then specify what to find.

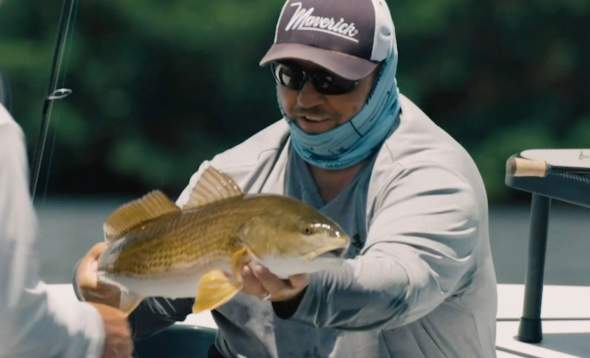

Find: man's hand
240;262;309;302
76;242;121;308
89;303;133;358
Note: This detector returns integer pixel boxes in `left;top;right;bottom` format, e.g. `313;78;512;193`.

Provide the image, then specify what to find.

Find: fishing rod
30;0;79;202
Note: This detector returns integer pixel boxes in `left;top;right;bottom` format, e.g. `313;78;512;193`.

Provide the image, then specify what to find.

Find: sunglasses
271;62;359;95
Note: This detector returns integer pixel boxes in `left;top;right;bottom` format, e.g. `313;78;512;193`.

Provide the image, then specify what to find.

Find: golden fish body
97;166;349;313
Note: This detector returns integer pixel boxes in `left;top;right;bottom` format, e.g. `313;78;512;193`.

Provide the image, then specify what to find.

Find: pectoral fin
231;247;250;278
193;270;242;313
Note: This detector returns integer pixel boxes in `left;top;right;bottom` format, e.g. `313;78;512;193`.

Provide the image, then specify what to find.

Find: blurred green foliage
0;0;588;202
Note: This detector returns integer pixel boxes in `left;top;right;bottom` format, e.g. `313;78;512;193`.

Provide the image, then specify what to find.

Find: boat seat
505;149;590;343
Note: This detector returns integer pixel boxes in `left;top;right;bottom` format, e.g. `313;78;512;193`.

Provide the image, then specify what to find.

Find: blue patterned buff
282;51;401;170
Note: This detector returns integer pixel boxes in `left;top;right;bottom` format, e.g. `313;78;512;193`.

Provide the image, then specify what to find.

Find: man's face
277;61;376;134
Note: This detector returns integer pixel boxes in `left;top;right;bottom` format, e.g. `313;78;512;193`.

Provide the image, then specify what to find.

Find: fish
97;165;350;315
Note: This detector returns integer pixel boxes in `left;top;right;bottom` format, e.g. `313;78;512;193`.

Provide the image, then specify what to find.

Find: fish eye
302;222;328;236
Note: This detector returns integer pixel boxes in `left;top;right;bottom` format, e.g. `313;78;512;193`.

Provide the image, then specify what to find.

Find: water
34;198;590;286
35;198;128;283
490;204;590;286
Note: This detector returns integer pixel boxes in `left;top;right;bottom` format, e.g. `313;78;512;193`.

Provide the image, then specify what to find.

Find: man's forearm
283;256;412;331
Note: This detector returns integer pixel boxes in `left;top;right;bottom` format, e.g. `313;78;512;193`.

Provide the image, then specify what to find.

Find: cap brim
259;43;378;81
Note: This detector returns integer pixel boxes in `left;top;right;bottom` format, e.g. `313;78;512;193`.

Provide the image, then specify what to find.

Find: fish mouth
320;246;347;259
302;237;350;261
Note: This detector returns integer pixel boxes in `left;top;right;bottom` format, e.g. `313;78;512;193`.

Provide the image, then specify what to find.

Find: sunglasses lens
272;63;305;90
271;62;359;95
311;71;358;95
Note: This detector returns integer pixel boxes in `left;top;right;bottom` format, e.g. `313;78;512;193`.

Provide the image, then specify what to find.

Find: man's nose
296;80;324;109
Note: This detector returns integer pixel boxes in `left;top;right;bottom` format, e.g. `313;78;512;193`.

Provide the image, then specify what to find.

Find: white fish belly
261;256;344;279
99;261;231;299
116;274;202;298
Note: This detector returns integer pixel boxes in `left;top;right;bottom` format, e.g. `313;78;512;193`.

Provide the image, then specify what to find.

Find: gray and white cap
259;0;396;80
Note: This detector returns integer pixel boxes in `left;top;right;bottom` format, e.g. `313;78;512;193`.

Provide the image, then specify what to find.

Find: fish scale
110;196;271;276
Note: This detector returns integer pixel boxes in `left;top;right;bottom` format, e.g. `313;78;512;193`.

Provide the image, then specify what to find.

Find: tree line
0;0;588;202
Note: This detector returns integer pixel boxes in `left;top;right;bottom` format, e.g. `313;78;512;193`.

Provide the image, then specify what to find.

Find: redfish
97;166;349;314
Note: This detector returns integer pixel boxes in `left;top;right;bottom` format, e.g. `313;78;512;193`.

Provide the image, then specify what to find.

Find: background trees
1;0;588;202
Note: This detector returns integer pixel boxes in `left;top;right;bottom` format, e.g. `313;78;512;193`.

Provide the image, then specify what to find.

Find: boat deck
184;284;590;357
49;283;590;357
496;284;590;357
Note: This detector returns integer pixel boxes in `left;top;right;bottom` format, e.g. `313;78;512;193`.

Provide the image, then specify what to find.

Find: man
76;0;497;356
0;102;133;358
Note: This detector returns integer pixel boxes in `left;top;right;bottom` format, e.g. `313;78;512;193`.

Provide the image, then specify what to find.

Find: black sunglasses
271;62;359;95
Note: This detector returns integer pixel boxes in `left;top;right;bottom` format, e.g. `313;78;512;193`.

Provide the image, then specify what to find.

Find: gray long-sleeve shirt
130;95;497;357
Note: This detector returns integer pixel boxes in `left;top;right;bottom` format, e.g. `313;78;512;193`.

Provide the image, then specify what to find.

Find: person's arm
280;163;485;330
0;120;109;357
74;242;194;340
73;160;213;341
128;297;194;339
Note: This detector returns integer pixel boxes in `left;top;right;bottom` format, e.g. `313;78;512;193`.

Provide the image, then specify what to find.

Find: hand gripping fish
97;165;350;315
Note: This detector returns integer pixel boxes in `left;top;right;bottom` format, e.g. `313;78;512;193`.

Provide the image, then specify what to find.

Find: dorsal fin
103;190;180;242
182;166;243;209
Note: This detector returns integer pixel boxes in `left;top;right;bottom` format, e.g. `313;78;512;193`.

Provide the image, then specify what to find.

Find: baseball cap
259;0;396;80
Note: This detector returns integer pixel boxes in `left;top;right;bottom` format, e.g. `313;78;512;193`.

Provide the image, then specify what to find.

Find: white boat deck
496;284;590;357
49;283;590;357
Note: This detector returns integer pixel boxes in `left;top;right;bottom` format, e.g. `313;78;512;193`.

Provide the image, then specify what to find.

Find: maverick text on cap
259;0;396;80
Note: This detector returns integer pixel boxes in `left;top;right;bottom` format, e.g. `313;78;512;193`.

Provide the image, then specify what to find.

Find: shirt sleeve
286;162;482;331
0;113;105;358
128;297;195;339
